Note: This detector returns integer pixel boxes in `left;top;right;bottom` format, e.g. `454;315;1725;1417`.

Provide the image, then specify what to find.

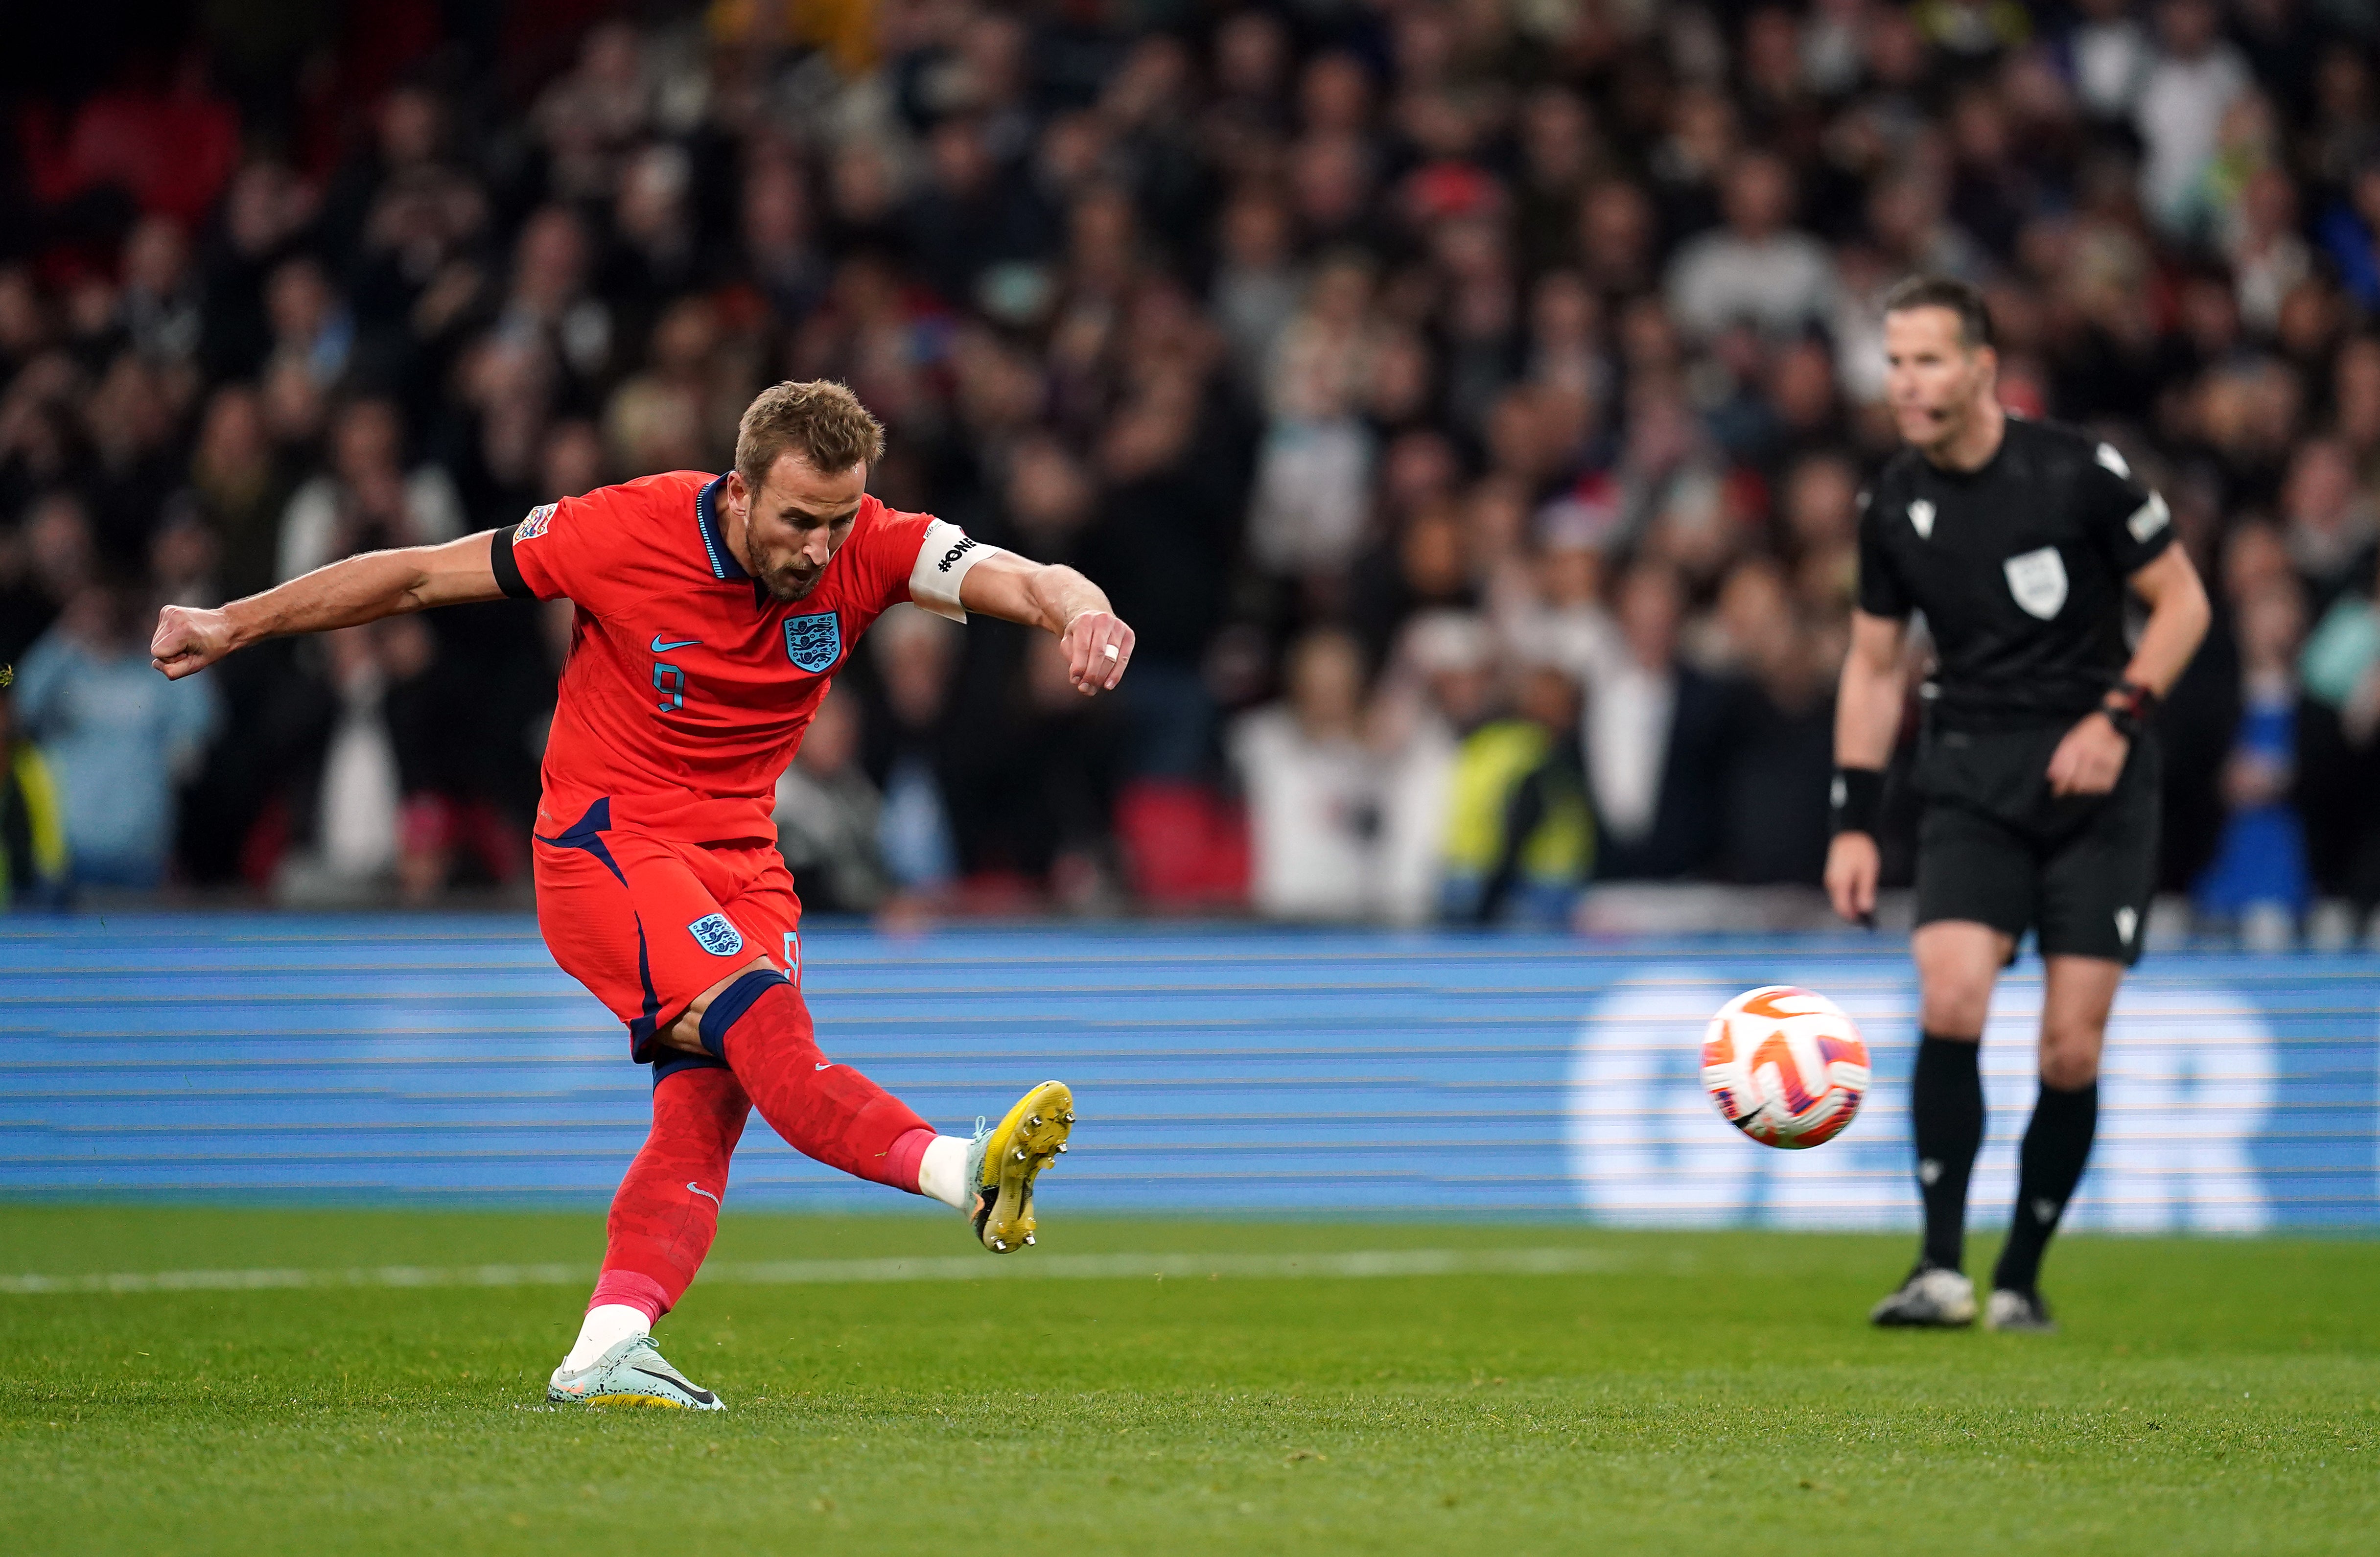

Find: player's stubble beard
740;531;825;604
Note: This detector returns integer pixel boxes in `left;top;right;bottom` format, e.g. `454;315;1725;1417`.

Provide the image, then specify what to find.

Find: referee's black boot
1984;1287;2058;1334
1868;1262;1978;1327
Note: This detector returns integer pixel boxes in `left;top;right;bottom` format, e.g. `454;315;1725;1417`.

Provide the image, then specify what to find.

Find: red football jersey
509;470;986;845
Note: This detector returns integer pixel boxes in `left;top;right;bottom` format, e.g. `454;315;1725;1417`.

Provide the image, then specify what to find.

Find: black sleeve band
1830;767;1886;837
488;524;532;600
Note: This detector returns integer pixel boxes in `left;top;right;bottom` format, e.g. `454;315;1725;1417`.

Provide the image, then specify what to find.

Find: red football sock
715;980;934;1189
593;1064;750;1318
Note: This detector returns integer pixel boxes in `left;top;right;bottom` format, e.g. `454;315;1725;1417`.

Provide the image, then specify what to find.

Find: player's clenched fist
151;604;236;680
1061;609;1135;696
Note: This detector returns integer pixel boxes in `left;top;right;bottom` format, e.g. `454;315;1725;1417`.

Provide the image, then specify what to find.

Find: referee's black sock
1992;1079;2099;1296
1912;1034;1985;1272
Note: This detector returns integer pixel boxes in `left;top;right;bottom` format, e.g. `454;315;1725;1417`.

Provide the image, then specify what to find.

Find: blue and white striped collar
694;473;749;582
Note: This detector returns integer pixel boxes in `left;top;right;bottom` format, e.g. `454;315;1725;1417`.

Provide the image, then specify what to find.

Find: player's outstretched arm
1825;609;1909;924
152;530;511;681
956;552;1136;697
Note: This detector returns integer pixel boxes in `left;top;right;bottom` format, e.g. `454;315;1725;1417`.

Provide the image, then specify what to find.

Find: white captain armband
908;519;1004;622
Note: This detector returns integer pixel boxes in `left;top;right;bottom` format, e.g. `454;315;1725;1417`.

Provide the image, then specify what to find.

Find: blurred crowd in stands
1;0;2378;942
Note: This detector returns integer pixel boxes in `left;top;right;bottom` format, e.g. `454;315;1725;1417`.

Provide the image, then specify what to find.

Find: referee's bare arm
1825;610;1909;923
151;532;511;680
957;550;1137;697
2044;543;2211;798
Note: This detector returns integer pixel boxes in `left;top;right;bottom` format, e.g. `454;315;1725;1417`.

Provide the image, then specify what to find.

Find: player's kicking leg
549;968;1072;1409
679;963;1073;1245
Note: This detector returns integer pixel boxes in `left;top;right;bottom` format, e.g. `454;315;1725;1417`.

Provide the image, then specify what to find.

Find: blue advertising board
2;916;2374;1230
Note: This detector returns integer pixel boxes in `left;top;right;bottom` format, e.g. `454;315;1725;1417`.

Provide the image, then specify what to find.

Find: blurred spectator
1583;560;1730;880
864;606;962;899
277;398;464;583
774;685;890;916
2192;574;2314;940
1666;152;1839;340
0;1;2371;926
2064;0;2156;124
2279;437;2378;611
2136;0;2251;235
303;625;408;891
1231;628;1379;921
184;385;289;603
13;580;219;887
2298;549;2380;928
1437;654;1591;926
979;633;1125;909
1249;255;1378;580
0;681;70;908
1710;558;1835;885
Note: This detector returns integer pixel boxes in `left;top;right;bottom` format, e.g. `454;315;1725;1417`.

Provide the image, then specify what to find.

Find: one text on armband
516;503;557;541
933;535;978;573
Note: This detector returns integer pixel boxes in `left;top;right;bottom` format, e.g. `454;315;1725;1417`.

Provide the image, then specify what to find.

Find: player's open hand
151;604;235;680
2047;711;2128;797
1824;831;1881;926
1061;609;1135;697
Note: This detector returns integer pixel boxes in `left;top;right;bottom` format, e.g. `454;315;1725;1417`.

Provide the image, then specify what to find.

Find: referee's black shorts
1911;722;2160;966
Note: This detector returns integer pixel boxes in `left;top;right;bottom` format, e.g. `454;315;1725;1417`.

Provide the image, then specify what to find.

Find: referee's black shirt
1858;416;2177;731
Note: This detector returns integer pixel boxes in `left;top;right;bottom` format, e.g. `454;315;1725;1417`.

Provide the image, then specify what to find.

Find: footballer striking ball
1701;985;1870;1148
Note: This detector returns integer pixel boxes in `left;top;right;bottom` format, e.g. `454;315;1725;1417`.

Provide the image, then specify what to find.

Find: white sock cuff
560;1302;651;1373
916;1134;974;1213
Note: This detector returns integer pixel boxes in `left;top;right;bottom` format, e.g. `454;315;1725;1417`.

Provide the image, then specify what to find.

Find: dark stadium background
3;0;2375;941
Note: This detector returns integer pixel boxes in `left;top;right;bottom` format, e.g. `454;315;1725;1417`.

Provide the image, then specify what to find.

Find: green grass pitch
2;1206;2374;1555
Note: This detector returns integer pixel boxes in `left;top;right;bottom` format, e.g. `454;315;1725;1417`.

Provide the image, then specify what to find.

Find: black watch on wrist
2100;680;2155;742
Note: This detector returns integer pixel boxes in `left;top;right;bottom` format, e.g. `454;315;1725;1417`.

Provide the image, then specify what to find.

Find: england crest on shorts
2003;545;2068;620
784;611;841;673
688;912;745;956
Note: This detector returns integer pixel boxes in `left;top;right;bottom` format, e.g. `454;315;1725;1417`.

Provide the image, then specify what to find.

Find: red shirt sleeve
840;496;935;614
508;487;657;614
841;495;1003;622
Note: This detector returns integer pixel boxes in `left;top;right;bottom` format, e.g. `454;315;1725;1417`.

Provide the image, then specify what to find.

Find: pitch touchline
0;1246;1659;1296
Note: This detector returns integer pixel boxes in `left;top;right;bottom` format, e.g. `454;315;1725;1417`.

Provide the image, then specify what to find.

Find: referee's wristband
2100;680;2156;742
1830;767;1885;837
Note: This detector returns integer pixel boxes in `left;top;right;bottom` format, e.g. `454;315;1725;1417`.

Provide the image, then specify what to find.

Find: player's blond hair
735;380;886;485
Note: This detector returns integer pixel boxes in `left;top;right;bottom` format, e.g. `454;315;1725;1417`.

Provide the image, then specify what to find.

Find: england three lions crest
783;611;842;673
687;912;745;956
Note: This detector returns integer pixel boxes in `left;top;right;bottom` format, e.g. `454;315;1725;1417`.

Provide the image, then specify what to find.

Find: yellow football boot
966;1080;1073;1253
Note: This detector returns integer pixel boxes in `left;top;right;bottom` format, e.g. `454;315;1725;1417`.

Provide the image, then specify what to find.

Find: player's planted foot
546;1334;723;1410
966;1080;1072;1253
1985;1287;2058;1334
1868;1263;1978;1327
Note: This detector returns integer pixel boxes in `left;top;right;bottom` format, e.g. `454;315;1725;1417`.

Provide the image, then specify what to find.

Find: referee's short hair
1882;275;1995;351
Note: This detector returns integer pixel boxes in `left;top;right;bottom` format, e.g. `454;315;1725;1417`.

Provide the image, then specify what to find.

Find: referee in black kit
1826;277;2212;1333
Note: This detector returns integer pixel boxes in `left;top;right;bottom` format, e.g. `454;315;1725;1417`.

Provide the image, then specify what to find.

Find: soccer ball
1701;985;1870;1149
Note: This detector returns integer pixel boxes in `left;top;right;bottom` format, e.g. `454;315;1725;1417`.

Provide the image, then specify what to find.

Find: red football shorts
532;798;800;1062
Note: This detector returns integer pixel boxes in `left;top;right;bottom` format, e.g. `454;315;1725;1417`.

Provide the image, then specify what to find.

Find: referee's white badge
1907;498;1936;539
2003;545;2068;619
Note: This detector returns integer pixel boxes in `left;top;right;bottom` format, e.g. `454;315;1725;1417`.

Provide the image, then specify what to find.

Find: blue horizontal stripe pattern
1;916;2374;1228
